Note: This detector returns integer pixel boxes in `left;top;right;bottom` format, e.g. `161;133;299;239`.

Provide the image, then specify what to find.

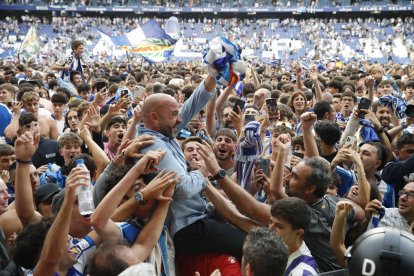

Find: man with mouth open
104;117;127;161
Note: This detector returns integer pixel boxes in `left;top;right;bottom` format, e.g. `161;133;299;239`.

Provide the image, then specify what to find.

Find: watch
376;126;384;134
121;149;127;160
210;169;226;181
134;191;147;205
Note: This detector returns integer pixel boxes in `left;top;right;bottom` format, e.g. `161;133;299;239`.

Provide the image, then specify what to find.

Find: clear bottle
75;159;95;215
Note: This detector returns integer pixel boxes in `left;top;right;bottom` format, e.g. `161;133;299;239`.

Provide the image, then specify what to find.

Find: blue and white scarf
58;51;84;82
234;122;263;190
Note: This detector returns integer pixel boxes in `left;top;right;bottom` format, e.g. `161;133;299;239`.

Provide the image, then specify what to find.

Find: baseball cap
96;69;105;76
119;72;129;81
35;183;62;207
27;79;43;88
51;188;66;215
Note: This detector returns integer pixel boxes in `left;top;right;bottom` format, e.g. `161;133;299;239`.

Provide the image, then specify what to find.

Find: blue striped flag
97;18;178;63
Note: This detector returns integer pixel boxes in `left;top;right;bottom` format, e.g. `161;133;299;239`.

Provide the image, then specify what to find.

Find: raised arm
123;103;142;142
330;201;354;269
100;100;125;132
14;126;42;226
90;149;169;242
205;92;217;137
215;86;234;120
205;181;258;233
365;76;375;106
309;68;323;102
301;112;319;158
197;140;271;225
77;125;109;180
131;176;180;261
4;102;23;140
269;134;290;200
33;167;90;276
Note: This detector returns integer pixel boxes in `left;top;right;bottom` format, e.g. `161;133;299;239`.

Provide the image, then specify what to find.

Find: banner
18;24;43;60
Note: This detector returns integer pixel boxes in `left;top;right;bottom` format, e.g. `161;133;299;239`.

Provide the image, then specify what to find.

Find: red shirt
176;253;242;276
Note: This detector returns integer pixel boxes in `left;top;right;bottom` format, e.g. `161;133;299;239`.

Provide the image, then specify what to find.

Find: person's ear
246;263;252;276
296;229;305;239
306;184;316;195
395;150;401;160
10;179;15;188
374;159;381;170
59;149;63;157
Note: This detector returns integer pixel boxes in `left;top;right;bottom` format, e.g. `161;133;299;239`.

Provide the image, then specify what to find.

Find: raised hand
300;112;317;129
136;148;167;174
124;135;156;159
275;133;291;151
361;109;381;131
309;68;318;83
197;140;221;176
113;139;134;166
1;170;10;183
88;106;101;130
364;199;382;222
14;123;41;162
12;101;23;116
77;125;92;141
140;169;180;201
335;201;354;220
65;167;90;204
365;75;375;88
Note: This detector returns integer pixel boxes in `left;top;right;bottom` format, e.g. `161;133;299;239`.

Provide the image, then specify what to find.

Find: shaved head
141;93;182;139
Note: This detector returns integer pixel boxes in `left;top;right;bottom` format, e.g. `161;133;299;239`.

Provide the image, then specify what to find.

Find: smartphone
96;81;106;92
7;101;13;108
293;152;304;159
345;136;357;150
82;64;87;69
358;98;372;118
259;158;271;177
258;110;264;117
266;98;278;120
233;99;246;115
244;114;255;125
134;85;144;99
120;89;129;98
406;105;414;118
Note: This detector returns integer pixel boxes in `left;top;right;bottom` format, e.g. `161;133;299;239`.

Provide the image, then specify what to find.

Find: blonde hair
21;92;40;103
368;64;383;74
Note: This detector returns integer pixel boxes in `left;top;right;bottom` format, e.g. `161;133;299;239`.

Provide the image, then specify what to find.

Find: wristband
260;126;268;133
15;159;31;164
401;122;408;129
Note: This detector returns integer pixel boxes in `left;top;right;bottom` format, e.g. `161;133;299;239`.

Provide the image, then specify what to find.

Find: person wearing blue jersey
332;141;395;208
15;64;26;82
0;83;16;111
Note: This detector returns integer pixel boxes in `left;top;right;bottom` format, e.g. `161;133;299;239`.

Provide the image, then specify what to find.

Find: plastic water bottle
75;159;95;215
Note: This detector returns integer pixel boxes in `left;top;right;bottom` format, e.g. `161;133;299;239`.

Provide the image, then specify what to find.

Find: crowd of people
0;14;414;275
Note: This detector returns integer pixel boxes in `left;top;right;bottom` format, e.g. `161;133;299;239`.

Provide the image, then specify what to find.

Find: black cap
27;79;43;88
51;188;66;215
35;183;62;207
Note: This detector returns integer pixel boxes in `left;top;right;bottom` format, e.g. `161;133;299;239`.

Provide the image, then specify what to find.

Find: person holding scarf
52;40;90;96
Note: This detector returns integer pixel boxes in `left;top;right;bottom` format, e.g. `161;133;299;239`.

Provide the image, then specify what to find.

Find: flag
97;18;178;63
268;59;281;66
18;24;43;60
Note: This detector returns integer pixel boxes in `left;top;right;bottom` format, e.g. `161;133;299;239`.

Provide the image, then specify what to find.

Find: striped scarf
234;122;263;190
58;51;84;82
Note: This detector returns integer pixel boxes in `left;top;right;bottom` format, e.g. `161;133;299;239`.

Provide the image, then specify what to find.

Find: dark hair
362;142;389;171
396;133;414;151
341;91;357;103
314;121;342;146
213;128;237;143
56;87;71;99
313;100;332;120
68;154;97;179
135;72;146;82
87;241;131;276
243;228;289;276
106;117;127;131
405;81;414;89
243;82;257;96
304;157;332;198
162;87;176;97
11;216;54;269
19;112;38;128
51;92;69;105
371;101;383;114
70;71;81;82
48;80;58;90
152;83;165;94
270;197;311;238
71;40;84;50
0;143;14;157
328;80;343;93
77;83;91;93
104;165;133;197
181;136;203;152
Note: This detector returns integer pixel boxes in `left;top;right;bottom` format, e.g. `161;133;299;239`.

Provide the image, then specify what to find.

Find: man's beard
380;118;390;128
159;123;178;140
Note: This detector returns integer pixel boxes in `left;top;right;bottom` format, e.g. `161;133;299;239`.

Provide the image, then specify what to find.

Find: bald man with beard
135;75;247;260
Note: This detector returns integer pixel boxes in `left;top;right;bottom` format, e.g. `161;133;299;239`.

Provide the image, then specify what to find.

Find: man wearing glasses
365;182;414;232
